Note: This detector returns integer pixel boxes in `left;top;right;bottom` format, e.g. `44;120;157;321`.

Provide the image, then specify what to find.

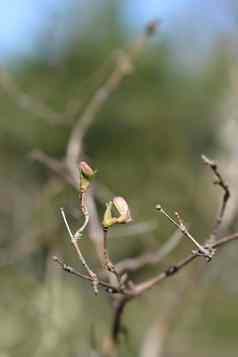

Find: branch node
166;265;178;276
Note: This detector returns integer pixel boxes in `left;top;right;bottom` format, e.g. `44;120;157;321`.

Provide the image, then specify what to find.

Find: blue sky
0;0;74;61
0;0;237;65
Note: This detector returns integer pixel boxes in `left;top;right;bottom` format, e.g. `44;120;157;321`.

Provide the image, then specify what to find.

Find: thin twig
103;228;121;284
31;150;76;188
60;207;99;294
156;205;215;260
74;191;90;239
141;158;231;356
110;231;238;342
133;232;238;296
53;256;120;294
202;154;231;239
0;67;69;125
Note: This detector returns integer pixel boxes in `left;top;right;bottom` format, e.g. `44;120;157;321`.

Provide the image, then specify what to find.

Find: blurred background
0;1;238;356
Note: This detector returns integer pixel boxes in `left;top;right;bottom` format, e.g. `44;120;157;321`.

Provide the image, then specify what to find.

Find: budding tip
146;19;160;36
79;161;95;178
156;204;162;211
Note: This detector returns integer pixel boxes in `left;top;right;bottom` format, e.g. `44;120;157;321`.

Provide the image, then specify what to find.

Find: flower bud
80;161;95;178
102;197;132;229
113;196;132;224
79;161;95;192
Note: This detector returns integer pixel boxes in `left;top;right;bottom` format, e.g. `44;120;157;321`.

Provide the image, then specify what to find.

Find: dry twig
202;154;231;240
60;207;98;294
103;227;121;284
156;205;215;260
140;156;232;356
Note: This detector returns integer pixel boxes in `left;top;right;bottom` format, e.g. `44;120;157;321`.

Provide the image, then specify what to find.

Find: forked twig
53;256;120;294
156;205;215;260
60;208;99;294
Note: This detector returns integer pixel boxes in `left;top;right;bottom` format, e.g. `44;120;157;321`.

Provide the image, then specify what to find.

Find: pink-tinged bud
113;196;132;224
79;161;95;192
80;161;95;178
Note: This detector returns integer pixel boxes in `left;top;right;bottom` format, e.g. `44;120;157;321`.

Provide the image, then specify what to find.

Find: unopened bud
113;196;132;224
102;196;132;229
79;161;95;192
80;161;95;178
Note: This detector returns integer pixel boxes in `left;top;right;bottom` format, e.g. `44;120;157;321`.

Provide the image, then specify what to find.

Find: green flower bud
102;201;117;228
102;197;132;229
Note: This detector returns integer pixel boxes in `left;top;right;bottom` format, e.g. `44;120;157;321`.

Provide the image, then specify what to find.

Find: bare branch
0;67;68;125
112;296;130;343
53;256;120;294
110;231;238;343
156;205;215;260
133;232;238;296
31;149;77;187
65;20;160;185
202;154;231;239
74;191;90;239
32;21;159;264
60;208;99;294
103;227;121;284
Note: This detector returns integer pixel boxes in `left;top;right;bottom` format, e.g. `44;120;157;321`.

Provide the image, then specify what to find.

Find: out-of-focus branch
140;269;199;357
0;67;70;125
116;229;182;274
65;20;160;186
33;20;159;264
